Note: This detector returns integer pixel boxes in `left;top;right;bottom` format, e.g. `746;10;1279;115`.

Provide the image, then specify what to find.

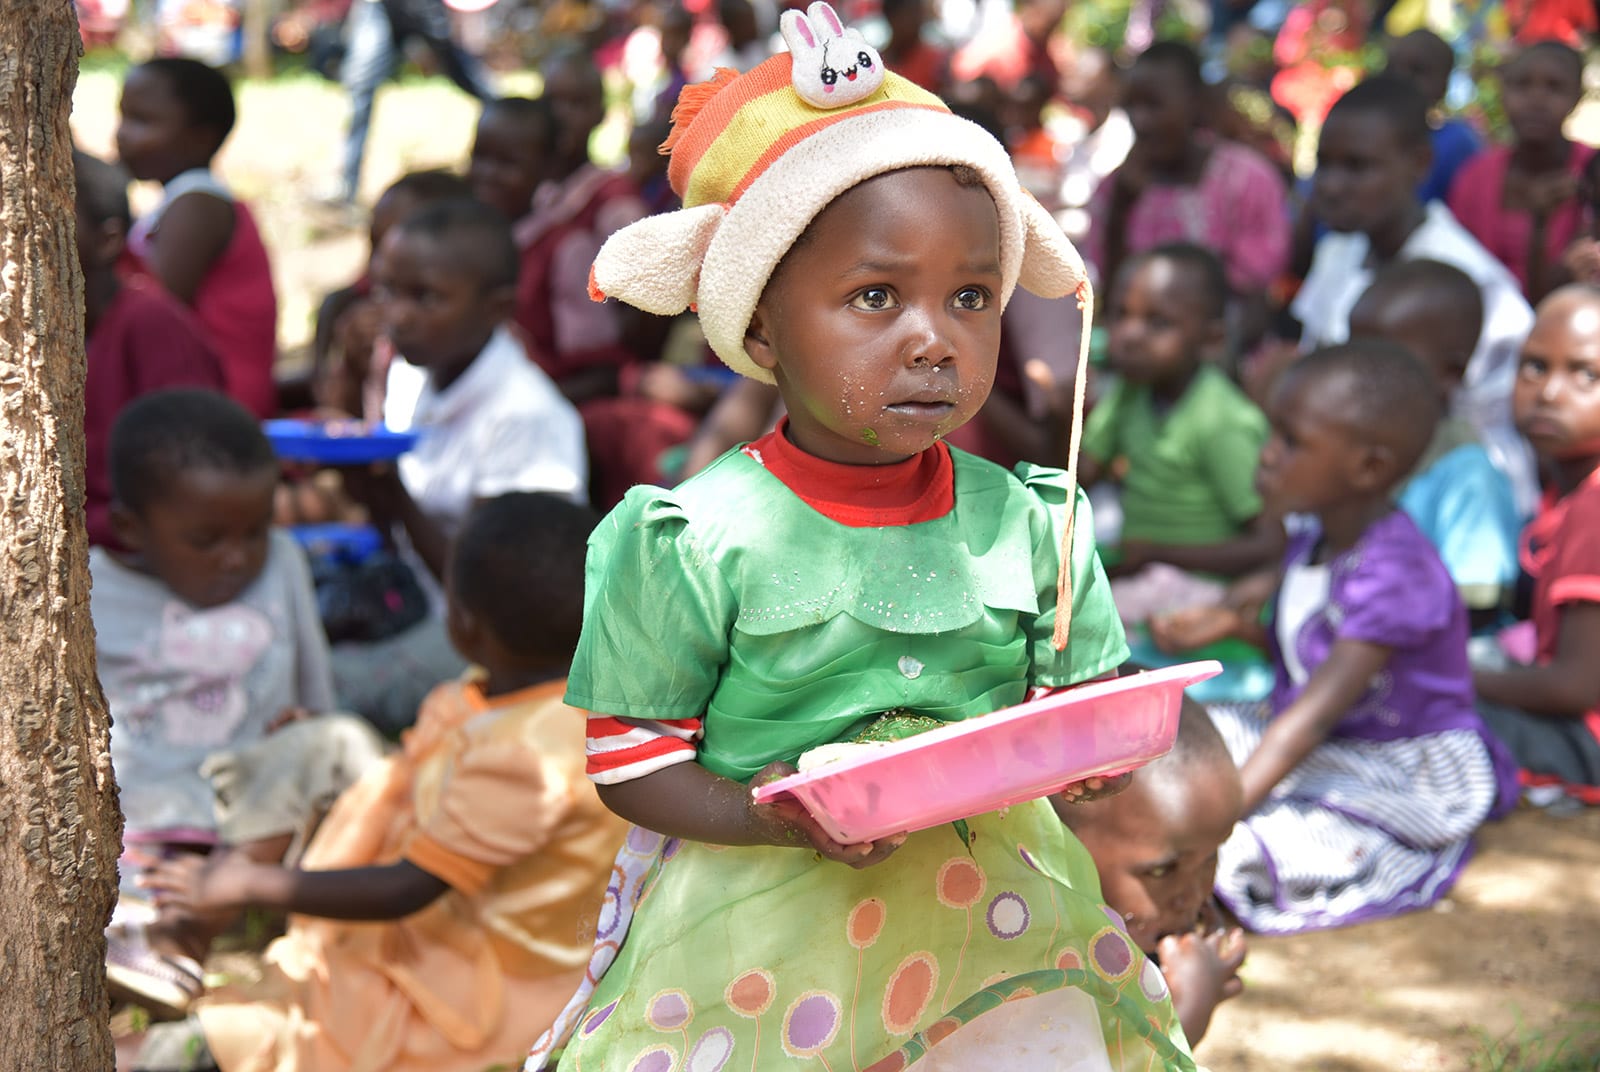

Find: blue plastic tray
264;420;419;464
290;523;385;561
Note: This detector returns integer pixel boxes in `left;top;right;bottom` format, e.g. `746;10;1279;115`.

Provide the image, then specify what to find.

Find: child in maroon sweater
77;149;223;547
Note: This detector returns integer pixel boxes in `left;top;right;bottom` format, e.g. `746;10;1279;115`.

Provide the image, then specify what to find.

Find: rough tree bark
0;2;123;1070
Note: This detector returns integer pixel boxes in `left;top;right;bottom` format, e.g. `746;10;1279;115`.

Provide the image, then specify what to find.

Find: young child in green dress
530;5;1196;1069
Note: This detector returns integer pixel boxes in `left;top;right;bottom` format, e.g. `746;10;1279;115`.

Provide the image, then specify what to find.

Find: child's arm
1119;513;1285;578
140;853;450;922
145;192;236;304
1475;603;1600;717
1148;566;1279;653
597;760;907;869
1239;638;1391;813
340;465;452;582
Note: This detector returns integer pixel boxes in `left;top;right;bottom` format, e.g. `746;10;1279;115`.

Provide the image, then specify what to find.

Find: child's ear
744;306;778;373
1351;442;1398;492
484;283;517;324
445;595;485;655
109;503;146;553
98;216;128;264
1405;138;1435;189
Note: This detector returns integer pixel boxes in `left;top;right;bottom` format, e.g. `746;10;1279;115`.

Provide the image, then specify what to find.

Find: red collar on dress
742;418;955;527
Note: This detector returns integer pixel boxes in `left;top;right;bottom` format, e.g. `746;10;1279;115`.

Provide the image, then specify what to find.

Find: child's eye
953;287;990;311
1142;863;1174;880
1519;358;1548;378
850;288;895;311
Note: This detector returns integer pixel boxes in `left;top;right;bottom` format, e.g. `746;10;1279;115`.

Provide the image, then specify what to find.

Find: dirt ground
73;70;1600;1071
1197;806;1600;1070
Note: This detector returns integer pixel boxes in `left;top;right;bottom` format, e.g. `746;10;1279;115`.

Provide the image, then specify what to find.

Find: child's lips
886;400;955;420
1522;415;1568;442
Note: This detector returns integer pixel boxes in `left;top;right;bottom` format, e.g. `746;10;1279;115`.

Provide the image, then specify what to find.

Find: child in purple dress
1162;342;1519;933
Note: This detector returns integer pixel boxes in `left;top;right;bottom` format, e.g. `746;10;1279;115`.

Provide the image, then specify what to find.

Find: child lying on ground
1057;698;1247;1045
1157;343;1519;933
1474;285;1600;805
528;8;1197;1067
139;492;628;1072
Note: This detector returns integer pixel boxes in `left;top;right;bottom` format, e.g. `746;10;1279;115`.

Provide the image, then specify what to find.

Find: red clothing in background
1522;468;1600;763
85;277;226;546
191;200;278;418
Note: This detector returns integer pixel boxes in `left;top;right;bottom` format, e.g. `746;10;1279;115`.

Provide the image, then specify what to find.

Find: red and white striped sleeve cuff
586;715;703;784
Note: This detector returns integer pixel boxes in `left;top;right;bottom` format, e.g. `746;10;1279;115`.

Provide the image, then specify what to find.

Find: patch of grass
1470;1007;1600;1072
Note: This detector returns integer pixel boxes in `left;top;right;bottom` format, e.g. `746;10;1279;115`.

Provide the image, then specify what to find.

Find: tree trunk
0;2;122;1070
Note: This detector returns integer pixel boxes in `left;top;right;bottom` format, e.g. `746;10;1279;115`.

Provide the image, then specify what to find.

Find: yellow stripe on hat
676;61;947;210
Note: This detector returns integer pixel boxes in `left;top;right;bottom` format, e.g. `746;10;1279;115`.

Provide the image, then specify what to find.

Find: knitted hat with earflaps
589;1;1095;649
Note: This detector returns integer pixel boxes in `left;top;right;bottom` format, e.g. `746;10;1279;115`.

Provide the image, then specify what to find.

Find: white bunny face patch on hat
781;1;885;108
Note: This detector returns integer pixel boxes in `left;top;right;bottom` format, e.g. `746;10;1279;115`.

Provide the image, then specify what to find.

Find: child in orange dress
141;493;627;1072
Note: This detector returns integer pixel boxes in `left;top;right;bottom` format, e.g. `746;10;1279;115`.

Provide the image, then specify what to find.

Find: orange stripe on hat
665;57;794;201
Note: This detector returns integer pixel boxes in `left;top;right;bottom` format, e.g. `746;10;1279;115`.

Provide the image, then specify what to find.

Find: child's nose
903;307;956;367
216;539;252;573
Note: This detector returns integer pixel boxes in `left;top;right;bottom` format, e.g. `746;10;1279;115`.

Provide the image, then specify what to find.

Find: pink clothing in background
1447;142;1596;297
1087;140;1291;293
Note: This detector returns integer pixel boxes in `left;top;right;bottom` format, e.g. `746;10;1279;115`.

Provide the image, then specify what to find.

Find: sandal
105;921;204;1022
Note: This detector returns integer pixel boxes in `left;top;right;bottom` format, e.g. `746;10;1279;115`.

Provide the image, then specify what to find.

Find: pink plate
751;661;1222;844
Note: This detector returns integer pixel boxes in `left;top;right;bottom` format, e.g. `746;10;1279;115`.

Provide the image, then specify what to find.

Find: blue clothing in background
1399;440;1522;615
1421;119;1482;206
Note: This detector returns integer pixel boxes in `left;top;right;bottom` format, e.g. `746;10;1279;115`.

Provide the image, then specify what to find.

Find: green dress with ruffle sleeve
554;446;1195;1072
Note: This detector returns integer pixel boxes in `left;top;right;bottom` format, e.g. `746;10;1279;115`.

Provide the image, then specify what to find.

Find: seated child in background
1475;285;1600;805
95;390;387;1018
1166;343;1519;934
1382;30;1483;206
520;50;712;508
332;197;587;735
278;169;474;531
467;95;554;226
1087;40;1289;352
1347;259;1523;622
878;0;950;93
309;169;473;424
534;22;1195;1068
1292;74;1539;513
139;492;628;1072
1448;40;1591;304
75;148;223;549
1080;243;1280;621
515;49;648;396
1057;699;1247;1046
116;58;278;419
